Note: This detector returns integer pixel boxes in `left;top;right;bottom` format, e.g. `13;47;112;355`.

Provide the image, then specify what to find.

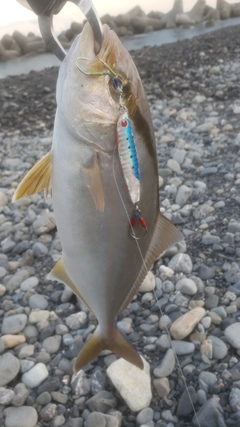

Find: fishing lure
116;110;140;205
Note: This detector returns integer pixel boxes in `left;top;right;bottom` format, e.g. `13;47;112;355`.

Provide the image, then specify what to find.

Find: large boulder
217;0;232;19
1;34;21;55
165;0;183;28
12;30;45;55
101;14;118;31
132;16;166;34
114;13;131;27
127;6;146;19
148;11;165;20
175;13;196;26
204;5;220;21
231;3;240;17
70;21;83;35
0;41;20;61
188;0;206;23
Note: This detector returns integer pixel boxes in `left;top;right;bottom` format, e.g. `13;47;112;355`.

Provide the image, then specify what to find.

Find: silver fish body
13;22;182;370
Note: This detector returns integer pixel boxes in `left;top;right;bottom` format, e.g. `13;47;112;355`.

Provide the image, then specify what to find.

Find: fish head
56;23;151;151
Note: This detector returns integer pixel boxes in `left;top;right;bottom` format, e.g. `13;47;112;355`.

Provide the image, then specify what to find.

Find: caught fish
13;22;183;371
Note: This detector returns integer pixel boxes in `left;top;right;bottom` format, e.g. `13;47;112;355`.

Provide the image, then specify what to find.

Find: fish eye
112;77;122;92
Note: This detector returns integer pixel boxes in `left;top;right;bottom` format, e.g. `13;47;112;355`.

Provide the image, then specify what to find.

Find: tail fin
74;326;143;372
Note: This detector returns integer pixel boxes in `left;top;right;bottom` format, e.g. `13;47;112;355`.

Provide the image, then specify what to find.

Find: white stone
225;323;240;349
139;272;156;293
176;278;197;295
22;363;49;388
29;310;50;324
0;191;8;207
107;357;152;412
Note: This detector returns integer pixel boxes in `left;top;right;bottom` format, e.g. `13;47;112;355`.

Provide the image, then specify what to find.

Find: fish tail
74;326;143;372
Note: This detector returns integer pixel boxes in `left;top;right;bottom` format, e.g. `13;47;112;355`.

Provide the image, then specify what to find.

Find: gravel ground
1;24;240;427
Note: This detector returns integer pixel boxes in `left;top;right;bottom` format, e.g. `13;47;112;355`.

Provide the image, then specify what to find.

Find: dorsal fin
118;212;183;313
12;151;52;201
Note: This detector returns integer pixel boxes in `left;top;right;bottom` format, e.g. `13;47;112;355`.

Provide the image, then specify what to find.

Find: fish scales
13;22;183;371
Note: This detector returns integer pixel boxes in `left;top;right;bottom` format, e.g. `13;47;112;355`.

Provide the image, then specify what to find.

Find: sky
0;0;238;38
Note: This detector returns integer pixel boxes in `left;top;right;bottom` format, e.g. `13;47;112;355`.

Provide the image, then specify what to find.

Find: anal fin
13;151;52;201
48;258;94;314
119;212;183;313
83;153;104;212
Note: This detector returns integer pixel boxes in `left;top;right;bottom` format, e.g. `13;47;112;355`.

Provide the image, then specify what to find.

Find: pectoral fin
12;151;52;201
48;258;94;314
83;153;104;212
119;212;183;313
74;326;143;372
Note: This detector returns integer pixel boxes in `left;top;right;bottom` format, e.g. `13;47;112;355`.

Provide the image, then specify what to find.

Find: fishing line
112;144;201;427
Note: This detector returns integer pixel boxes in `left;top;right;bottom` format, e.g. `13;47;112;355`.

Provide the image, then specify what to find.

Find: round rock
176;278;197;295
2;314;27;335
0;353;20;386
225;323;240;349
22;363;49;388
3;406;38;427
168;253;192;274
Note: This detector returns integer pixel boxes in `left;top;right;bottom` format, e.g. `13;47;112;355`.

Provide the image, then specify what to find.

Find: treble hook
130;206;148;240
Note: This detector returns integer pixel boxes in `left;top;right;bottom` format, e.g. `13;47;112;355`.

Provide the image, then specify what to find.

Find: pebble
29;310;50;323
176;278;197;295
177;386;197;417
2;334;26;348
2;314;27;334
33;212;56;235
0;387;15;405
153;349;175;377
175;185;192;205
29;294;49;309
168;253;193;274
153;378;170;398
22;363;49;388
139;271;155;293
107;357;152;412
171;340;195;355
170;307;206;339
0;353;20;386
3;406;38;427
225;323;240;349
42;335;62;354
136;407;154;425
229;388;240;412
20;276;39;291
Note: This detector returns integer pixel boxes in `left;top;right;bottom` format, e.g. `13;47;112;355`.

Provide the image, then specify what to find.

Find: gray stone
0;353;20;386
36;391;52;405
205;295;219;309
20;276;39;291
177;386;197;417
176;278;197;295
6;269;29;291
40;403;57;421
87;412;106;427
199;265;216;280
0;388;15;405
29;294;48;310
225;323;240;349
33;212;56;235
172;340;195;355
86;390;117;413
202;234;220;245
193;396;226;427
2;314;27;334
175;185;192;205
32;242;48;258
136;407;154;425
3;406;38;427
11;383;29;407
168;253;192;274
153;349;175;378
71;370;91;396
42;335;61;354
199;371;217;386
207;335;227;360
65;312;87;329
22;363;49;388
230;388;240;412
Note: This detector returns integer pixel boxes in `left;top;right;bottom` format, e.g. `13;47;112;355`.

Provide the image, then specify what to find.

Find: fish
13;22;183;372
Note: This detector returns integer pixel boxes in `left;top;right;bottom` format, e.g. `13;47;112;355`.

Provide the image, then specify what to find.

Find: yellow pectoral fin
83;153;105;212
47;258;94;314
12;151;52;202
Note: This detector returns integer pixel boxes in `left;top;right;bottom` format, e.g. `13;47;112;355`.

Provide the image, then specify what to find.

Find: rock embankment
1;0;240;62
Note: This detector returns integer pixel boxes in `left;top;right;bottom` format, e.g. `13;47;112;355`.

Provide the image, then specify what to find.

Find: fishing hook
130;206;148;240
